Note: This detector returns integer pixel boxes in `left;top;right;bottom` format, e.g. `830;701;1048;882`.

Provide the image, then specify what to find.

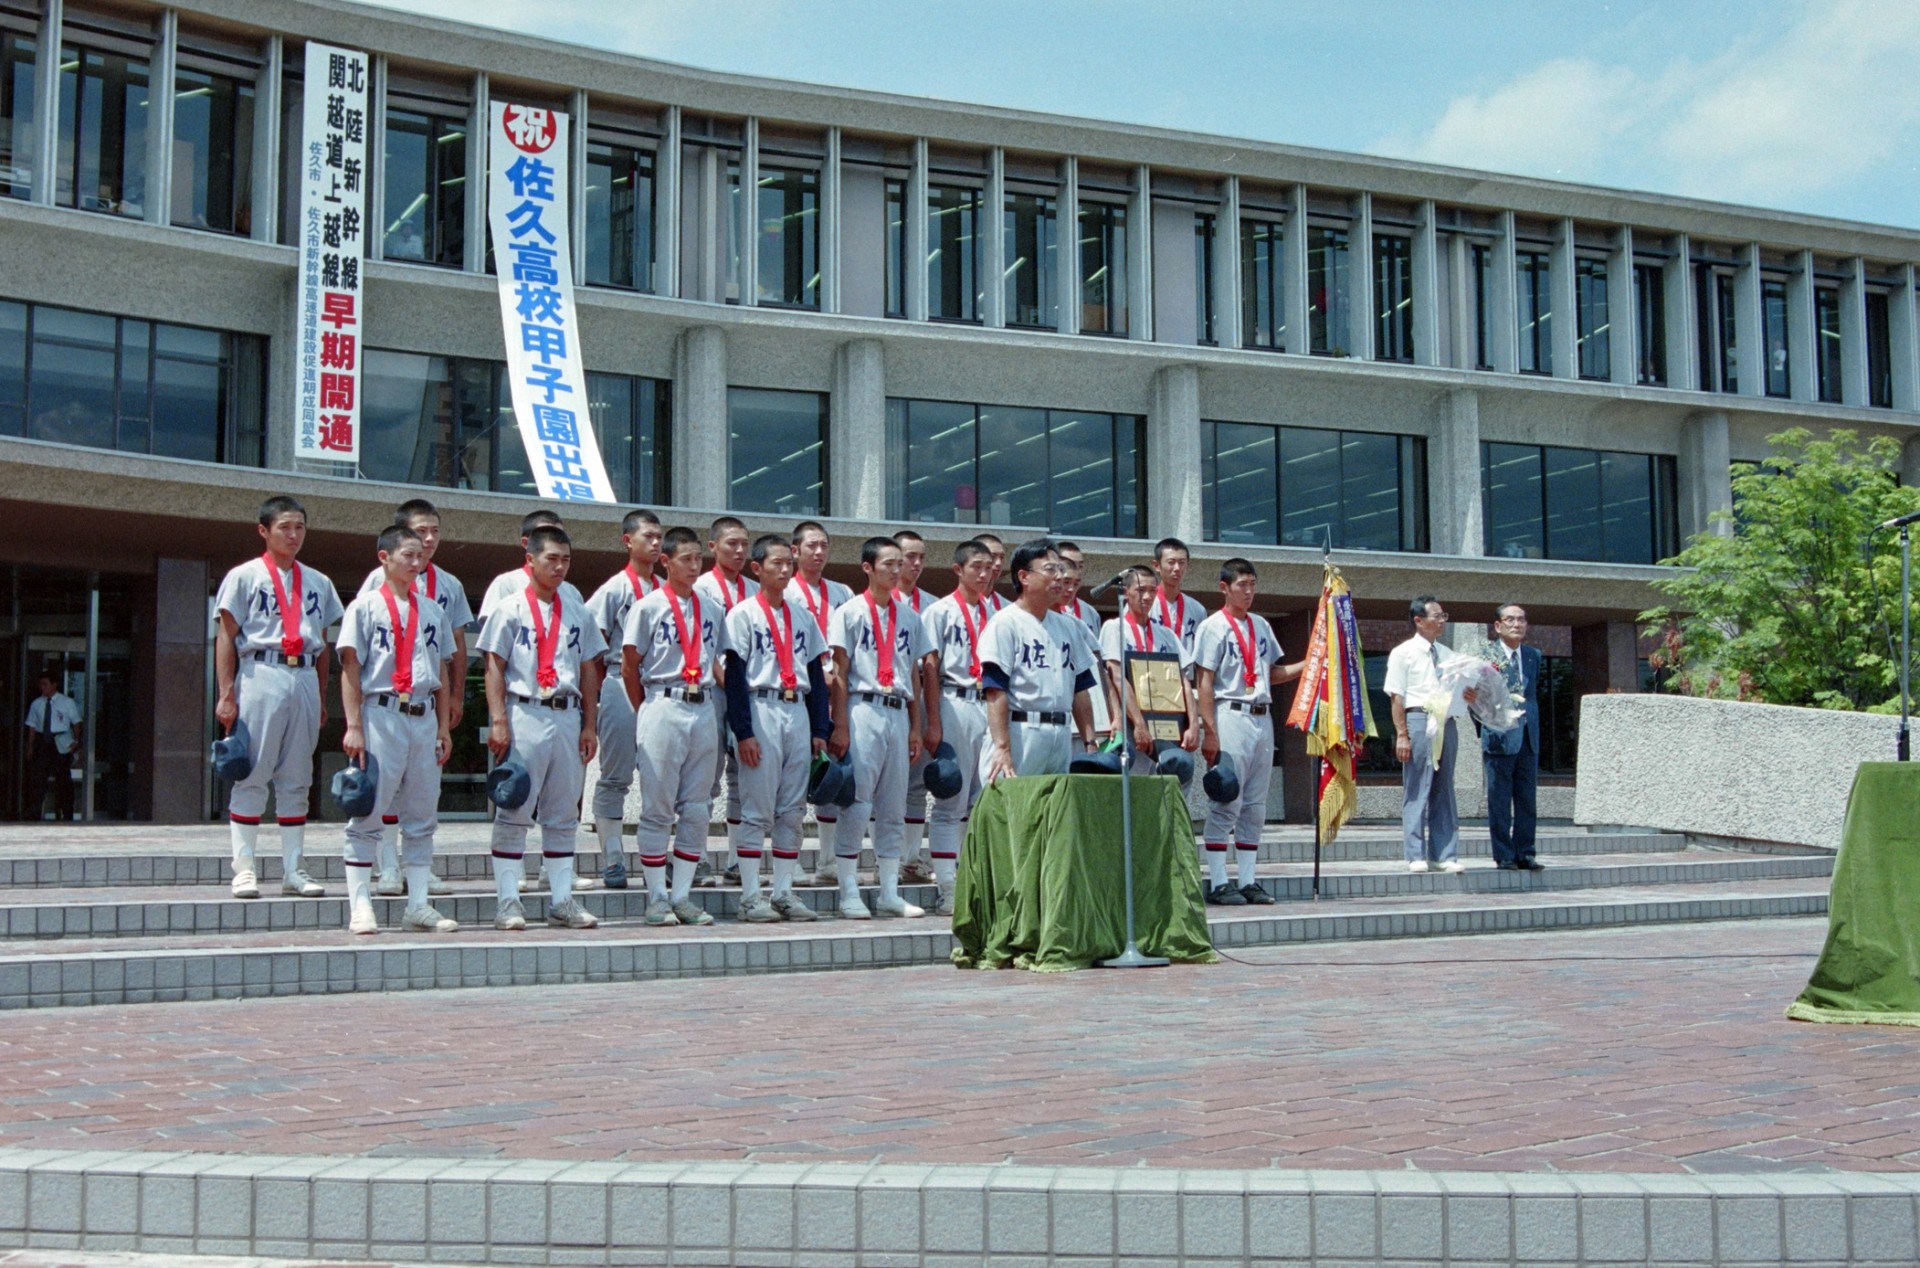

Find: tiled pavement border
0;888;1830;1009
1;1148;1917;1266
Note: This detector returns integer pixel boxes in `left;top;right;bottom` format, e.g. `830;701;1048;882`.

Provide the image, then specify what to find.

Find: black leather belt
371;692;433;716
752;687;803;703
652;684;707;704
1011;709;1067;725
943;685;984;701
250;649;317;667
856;691;906;710
511;693;578;710
1223;701;1270;716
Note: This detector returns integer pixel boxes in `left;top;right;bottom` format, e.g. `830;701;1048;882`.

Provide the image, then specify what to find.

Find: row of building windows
2;10;1915;414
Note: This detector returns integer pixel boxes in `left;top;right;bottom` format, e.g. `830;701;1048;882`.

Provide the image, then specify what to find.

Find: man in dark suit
1484;603;1544;871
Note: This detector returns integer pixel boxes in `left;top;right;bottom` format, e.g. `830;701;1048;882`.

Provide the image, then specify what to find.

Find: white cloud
1385;0;1920;211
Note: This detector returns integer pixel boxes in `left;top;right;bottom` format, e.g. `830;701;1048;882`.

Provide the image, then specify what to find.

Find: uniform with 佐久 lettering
1193;608;1284;870
585;564;659;826
1100;612;1191;775
828;594;931;863
978;604;1096;779
919;591;996;859
1150;589;1208;654
336;583;453;878
621;587;727;901
724;596;831;894
476;567;583;621
695;569;759;838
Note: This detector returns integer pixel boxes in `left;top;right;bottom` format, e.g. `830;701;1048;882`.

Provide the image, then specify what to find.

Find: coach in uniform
980;539;1098;782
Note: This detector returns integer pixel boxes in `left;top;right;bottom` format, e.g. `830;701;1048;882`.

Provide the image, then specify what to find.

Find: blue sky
372;0;1920;229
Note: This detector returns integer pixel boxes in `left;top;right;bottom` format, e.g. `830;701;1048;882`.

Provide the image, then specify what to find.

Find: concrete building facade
3;0;1918;821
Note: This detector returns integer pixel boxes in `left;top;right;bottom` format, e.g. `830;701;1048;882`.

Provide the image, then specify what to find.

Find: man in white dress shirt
1385;594;1468;874
23;671;81;821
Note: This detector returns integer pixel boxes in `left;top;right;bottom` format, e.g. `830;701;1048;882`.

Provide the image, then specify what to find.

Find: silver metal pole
1901;525;1912;762
83;572;99;821
1098;646;1168;969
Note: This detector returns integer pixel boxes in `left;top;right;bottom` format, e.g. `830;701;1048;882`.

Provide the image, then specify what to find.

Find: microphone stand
1097;645;1168;969
1902;522;1912;762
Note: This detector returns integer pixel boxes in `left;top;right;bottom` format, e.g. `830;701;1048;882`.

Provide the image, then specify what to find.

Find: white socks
643;860;668;902
1236;849;1258;887
740;852;763;899
404;864;430;909
347;867;373;906
493;855;523;906
280;822;307;874
377;828;399;876
670;854;697;903
229;820;259;872
547;854;575;905
836;854;860;900
770;854;795;897
933;855;957;891
1206;847;1229;888
594;817;624;865
878;856;903;904
902;817;925;863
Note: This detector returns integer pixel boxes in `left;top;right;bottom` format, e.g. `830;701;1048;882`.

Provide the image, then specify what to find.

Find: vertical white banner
294;42;369;463
487;101;616;503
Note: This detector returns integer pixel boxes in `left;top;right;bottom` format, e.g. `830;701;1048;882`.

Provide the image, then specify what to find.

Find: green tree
1642;428;1920;711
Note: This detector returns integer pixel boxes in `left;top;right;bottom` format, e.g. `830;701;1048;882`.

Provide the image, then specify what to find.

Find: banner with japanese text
486;101;615;503
294;41;369;462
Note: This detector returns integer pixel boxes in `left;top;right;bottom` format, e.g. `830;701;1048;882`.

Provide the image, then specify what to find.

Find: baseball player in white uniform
1150;537;1209;652
980;539;1098;782
621;526;726;927
827;537;932;919
892;529;941;882
1101;565;1200;775
337;524;457;935
583;508;663;890
724;534;833;922
1054;541;1113;743
917;539;998;910
695;516;759;883
478;524;605;931
970;532;1014;615
793;520;853;883
214;495;343;901
1193;557;1304;904
353;498;469;899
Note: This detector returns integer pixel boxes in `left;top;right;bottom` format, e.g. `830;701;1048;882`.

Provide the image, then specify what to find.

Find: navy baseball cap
487;756;532;810
1069;749;1124;776
330;752;380;819
211;719;253;782
923;741;963;800
1202;753;1240;804
1153;742;1196;785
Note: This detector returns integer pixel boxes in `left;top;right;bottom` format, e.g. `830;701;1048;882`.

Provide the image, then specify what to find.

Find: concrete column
1214;177;1242;350
1428;388;1484;556
983;146;1013;328
820;127;842;314
687;142;720;302
905;137;928;323
1490;212;1518;374
983;147;1006;328
144;9;177;227
1678;409;1732;541
364;56;385;261
1057;155;1078;335
1663;233;1695;390
30;0;61;206
656;106;681;298
673;326;729;511
1550;218;1577;379
1349;192;1374;361
1903;434;1920;488
567;89;588;277
1147;364;1203;543
250;34;282;245
1608;226;1636;386
1734;243;1764;397
463;72;488;274
1573;620;1641;701
1841;257;1869;406
1128;164;1152;341
830;339;887;520
1447;231;1472;369
1787;249;1816;402
148;557;210;823
266;269;297;470
1889;263;1919;412
739;117;759;306
1284;183;1309;355
1412;200;1440;366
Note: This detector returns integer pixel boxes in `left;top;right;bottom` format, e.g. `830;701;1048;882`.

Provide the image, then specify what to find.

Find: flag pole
1313;531;1332;900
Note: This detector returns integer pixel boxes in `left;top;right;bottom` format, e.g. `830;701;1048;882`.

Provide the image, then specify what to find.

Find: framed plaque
1124;650;1188;742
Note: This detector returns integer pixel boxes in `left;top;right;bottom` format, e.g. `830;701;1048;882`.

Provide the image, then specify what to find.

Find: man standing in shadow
1484;603;1544;872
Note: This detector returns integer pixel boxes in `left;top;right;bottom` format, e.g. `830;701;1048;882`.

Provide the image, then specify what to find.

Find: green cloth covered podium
949;774;1218;972
1789;762;1920;1026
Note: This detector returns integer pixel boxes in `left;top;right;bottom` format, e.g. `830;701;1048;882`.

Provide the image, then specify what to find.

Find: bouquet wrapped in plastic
1424;655;1526;768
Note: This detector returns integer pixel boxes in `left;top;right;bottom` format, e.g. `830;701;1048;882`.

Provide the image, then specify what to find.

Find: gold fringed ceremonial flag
1285;564;1376;842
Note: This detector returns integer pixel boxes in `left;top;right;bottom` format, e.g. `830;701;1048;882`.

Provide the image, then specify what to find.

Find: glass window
926;182;982;323
58;46;150;217
1240;218;1283;350
1373;233;1412;362
381;107;464;267
1634;262;1666;386
0;29;34;200
755;164;819;308
890;398;1143;537
171;66;253;233
587;372;669;504
1307;224;1350;355
1761;277;1790;398
883;176;905;319
1193;211;1216;346
1078;199;1126;335
1815;284;1843;403
0;299;24;436
583;140;654;291
360;350;456;486
1517;250;1551;374
1483;442;1674;563
1694;265;1737;393
1471;242;1493;370
28;305;116;449
1537;655;1577;775
1575;256;1609;380
1866;289;1892;408
149;322;227;463
729;387;825;515
1004;189;1057;328
1202;421;1426;551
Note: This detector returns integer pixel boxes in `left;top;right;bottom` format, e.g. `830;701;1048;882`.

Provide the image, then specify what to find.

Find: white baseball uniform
585;564;660;823
695;568;758;834
1151;588;1209;655
724;596;829;872
978;603;1095;779
356;562;471;856
1193;608;1284;862
918;590;995;859
1101;612;1193;775
793;574;852;837
827;592;931;861
622;587;726;898
336;582;452;873
476;567;583;621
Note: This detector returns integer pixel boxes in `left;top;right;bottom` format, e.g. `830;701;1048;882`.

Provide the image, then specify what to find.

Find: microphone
1877;509;1920;531
1090;568;1129;598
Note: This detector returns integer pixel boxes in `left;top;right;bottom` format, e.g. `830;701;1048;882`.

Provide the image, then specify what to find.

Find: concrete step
0;851;1830;942
0;829;1693;888
0;877;1829;1009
